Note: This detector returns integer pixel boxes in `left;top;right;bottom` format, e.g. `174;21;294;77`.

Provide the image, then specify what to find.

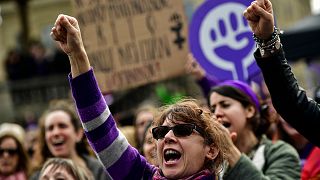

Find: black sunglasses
0;148;18;156
152;124;205;140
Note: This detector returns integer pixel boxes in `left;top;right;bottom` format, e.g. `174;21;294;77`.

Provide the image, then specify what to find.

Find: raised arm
185;53;220;96
244;0;320;147
50;14;156;179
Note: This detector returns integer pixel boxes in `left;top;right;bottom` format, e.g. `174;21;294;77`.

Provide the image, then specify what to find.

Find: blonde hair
40;158;93;180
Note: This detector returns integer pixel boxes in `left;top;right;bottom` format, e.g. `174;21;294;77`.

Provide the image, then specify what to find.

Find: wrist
68;48;91;77
227;145;241;167
253;27;283;58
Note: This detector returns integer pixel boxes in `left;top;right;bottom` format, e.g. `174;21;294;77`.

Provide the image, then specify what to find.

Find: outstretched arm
244;0;320;147
51;14;156;179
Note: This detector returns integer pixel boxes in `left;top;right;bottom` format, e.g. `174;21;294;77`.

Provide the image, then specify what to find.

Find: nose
214;106;224;119
2;151;10;158
164;129;176;143
51;126;61;135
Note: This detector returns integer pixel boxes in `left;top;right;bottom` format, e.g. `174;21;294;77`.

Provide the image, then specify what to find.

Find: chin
162;169;183;179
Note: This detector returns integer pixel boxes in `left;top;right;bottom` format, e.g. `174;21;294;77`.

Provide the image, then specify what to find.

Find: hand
50;14;90;77
243;0;274;40
50;14;84;55
219;124;241;167
185;53;206;80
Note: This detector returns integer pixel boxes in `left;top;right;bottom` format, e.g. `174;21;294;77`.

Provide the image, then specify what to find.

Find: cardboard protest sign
72;0;188;93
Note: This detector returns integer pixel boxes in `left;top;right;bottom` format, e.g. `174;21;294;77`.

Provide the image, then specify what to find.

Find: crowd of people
4;41;70;81
0;0;319;179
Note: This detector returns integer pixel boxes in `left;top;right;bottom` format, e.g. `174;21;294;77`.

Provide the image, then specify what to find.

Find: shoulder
82;155;102;168
264;138;299;157
262;138;300;171
29;170;40;180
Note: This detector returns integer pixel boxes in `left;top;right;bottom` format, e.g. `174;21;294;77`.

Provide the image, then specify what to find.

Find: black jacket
255;49;320;147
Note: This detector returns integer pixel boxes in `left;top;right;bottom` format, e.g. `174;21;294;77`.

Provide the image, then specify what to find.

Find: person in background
185;53;220;97
134;103;157;151
208;80;301;179
0;123;29;180
243;0;320;147
39;158;93;180
141;121;158;166
30;100;111;180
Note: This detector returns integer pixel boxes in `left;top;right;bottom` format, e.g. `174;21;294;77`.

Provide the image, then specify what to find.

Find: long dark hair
208;85;270;138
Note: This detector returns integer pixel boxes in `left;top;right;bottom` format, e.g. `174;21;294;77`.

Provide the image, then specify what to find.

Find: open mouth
222;121;231;128
52;138;65;147
164;149;181;163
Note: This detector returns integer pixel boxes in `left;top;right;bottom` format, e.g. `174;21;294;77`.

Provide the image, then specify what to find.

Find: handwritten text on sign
72;0;188;92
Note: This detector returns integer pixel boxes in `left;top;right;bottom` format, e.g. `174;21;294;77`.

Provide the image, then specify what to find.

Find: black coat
255;49;320;147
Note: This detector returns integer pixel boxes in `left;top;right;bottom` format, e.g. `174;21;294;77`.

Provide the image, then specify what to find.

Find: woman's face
40;165;75;180
143;126;157;166
44;110;82;158
0;137;19;175
156;119;212;179
135;111;153;144
209;92;253;137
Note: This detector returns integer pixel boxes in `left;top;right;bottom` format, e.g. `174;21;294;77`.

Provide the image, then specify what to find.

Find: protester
134;103;157;151
0;123;29;180
49;14;251;179
39;158;93;180
243;0;320;147
141;121;158;166
30;100;110;180
208;80;301;179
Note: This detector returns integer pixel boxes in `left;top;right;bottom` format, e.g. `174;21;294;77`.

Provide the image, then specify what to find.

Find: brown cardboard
72;0;189;93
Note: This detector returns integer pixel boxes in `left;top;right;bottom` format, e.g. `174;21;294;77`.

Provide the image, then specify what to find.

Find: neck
236;130;258;154
70;152;86;168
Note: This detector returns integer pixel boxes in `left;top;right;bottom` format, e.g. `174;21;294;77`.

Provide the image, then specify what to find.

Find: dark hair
208;85;270;138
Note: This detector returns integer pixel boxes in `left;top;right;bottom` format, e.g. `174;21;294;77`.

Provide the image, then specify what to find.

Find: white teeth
165;149;178;155
52;137;64;144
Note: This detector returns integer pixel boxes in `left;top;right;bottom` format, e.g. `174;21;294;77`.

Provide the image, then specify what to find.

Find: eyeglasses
0;148;18;157
152;124;204;140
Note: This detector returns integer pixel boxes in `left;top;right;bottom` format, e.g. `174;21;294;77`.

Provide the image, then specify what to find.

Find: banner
72;0;188;92
189;0;260;82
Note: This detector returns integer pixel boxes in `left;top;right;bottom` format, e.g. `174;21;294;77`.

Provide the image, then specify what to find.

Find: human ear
245;105;255;119
76;128;84;142
206;145;219;160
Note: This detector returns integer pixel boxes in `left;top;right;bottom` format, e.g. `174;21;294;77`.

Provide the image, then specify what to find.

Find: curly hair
153;99;229;175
